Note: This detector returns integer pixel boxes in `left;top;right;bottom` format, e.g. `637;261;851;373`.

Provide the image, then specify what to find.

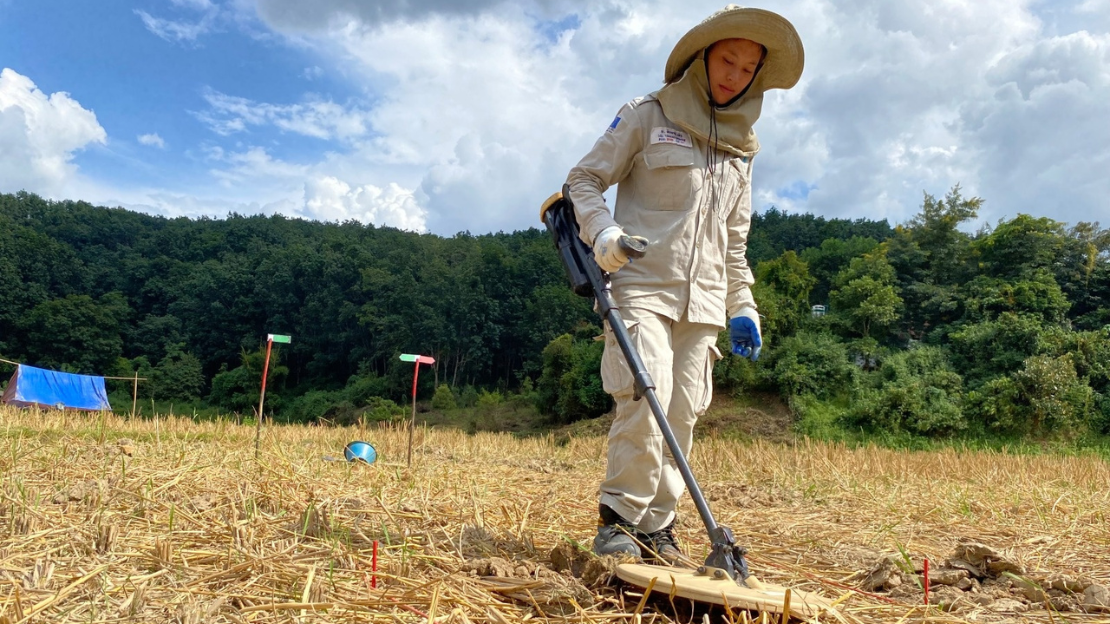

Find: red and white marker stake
255;333;291;459
399;353;435;467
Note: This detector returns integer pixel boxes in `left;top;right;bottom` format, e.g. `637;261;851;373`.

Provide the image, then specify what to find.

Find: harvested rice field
1;407;1109;623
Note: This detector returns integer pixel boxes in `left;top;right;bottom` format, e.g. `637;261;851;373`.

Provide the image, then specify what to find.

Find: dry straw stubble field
1;406;1109;623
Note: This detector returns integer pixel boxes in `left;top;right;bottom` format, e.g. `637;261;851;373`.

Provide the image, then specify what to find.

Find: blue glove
729;307;762;361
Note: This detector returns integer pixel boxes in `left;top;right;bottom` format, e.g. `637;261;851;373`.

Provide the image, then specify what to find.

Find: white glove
593;226;632;273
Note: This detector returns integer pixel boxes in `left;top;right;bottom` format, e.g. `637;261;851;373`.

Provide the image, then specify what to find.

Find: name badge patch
650;127;692;147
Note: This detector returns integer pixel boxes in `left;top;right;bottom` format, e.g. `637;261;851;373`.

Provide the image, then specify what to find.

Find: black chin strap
701;106;723;223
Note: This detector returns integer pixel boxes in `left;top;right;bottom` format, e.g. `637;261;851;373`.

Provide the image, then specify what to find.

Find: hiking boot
644;521;684;565
593;504;642;558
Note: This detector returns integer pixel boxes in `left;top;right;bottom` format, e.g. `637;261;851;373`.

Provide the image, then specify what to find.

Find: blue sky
1;0;1109;235
2;1;358;193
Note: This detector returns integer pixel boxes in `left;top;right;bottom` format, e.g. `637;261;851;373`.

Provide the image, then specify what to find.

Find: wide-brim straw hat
664;5;804;91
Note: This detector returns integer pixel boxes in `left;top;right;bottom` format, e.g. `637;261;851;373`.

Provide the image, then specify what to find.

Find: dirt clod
930;586;969;611
857;555;905;591
1043;574;1093;593
465;556;530;578
549;542;587;575
990;598;1029;613
1083;584;1110;612
1049;591;1082;613
947;541;1023;578
548;542;623;589
955;576;979;592
930;568;970;586
52;480;99;504
189;493;219;513
117;438;136;456
465;557;595;614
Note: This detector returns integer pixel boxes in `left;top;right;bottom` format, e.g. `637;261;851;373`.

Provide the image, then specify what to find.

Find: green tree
974;214;1071;281
764;331;856;399
947;313;1045;387
1012;354;1094;437
906;186;981;278
153;347;205;401
847;346;965;435
828;249;903;339
752;250;816;339
208;345;289;415
535;328;609;423
888;186;981;338
800;236;880;305
966;355;1095;438
432;384;458;410
18;293;131;373
208;364;259;415
1064;222;1110;328
960;271;1070;325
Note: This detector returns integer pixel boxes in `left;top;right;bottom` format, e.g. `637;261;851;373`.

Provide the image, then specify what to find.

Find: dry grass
1;406;1108;623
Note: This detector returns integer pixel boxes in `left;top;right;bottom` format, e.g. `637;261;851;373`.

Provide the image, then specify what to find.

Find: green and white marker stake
400;353;435;467
255;333;292;459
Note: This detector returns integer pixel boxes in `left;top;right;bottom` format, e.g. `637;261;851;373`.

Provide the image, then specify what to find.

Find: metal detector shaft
601;290;721;532
541;185;750;583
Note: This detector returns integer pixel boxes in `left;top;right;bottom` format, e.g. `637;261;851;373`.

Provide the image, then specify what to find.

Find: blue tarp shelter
1;364;112;411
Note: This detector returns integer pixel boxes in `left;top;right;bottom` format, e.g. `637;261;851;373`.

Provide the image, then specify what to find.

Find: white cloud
303;176;427;230
136;9;217;43
957;30;1110;223
191;144;427;230
61;0;1102;235
207;145;309;185
138;133;166;148
0;68;106;195
196;88;371;140
114;190;293;220
251;0;1110;233
170;0;214;9
244;3;674;234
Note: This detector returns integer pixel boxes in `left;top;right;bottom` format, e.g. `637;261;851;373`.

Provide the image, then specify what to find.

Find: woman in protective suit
565;5;805;561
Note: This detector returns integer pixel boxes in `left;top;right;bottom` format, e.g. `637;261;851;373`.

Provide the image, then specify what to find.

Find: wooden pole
131;371;139;418
255;339;275;460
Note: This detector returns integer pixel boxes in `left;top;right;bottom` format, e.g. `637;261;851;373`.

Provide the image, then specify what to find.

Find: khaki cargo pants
599;306;721;534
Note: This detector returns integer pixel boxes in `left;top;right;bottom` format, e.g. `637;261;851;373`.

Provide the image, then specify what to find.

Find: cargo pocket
717;157;750;223
641;144;696;210
601;319;640;397
695;344;723;414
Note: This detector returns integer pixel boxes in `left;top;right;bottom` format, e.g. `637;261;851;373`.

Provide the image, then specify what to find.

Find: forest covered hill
1;188;1107;441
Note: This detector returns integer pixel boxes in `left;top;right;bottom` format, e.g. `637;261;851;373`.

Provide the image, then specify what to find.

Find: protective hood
656;51;763;157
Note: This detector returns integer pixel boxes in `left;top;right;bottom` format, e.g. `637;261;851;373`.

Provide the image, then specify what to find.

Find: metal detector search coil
344;441;377;463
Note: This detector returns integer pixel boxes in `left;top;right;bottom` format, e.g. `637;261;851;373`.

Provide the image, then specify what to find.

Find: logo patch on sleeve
607;116;622;133
650;127;692;147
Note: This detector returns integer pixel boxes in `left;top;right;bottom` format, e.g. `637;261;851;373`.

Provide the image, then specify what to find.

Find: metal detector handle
618;235;648;259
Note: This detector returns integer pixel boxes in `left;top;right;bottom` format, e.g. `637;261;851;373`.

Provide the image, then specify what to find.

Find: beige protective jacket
567;94;757;327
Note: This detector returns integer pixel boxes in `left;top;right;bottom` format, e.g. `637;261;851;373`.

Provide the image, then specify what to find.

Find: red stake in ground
399;354;435;467
924;558;930;605
372;540;379;589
